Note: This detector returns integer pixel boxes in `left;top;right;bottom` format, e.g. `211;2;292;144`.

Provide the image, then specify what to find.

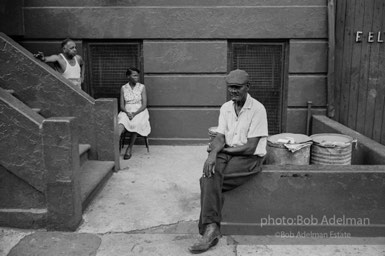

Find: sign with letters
355;31;384;43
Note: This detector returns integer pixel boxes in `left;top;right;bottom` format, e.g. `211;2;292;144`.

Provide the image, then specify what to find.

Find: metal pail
266;133;313;165
310;133;355;165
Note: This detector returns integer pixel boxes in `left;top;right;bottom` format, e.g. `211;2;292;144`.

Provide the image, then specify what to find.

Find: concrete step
79;144;91;166
80;160;114;210
0;208;47;229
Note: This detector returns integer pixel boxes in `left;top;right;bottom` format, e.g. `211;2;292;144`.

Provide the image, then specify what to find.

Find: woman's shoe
123;153;132;160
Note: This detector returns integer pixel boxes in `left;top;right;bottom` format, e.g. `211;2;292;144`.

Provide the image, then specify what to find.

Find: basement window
87;42;142;101
229;42;286;135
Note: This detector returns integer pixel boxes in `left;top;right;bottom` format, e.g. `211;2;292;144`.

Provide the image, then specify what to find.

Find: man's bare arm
222;137;261;156
34;52;60;63
77;55;85;83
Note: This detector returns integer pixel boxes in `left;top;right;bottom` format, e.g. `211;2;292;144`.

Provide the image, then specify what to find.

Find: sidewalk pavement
1;146;385;256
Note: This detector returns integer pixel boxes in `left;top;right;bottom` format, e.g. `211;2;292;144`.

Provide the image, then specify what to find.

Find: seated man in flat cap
189;69;268;254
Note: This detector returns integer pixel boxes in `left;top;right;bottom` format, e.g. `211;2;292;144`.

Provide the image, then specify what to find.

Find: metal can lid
268;133;312;145
310;133;353;147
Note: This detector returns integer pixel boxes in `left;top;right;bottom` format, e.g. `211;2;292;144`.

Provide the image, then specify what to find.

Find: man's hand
203;153;216;178
34;51;45;61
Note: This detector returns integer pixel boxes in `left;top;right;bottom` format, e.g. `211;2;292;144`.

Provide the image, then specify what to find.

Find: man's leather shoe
188;223;221;254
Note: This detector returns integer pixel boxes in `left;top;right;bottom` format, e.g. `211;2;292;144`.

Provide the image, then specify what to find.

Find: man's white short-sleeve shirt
216;94;268;156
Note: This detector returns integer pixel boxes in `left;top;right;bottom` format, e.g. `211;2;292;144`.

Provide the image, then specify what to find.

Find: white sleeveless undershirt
60;54;81;88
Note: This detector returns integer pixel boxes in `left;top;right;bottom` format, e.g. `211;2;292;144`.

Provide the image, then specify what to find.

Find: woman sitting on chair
118;67;151;160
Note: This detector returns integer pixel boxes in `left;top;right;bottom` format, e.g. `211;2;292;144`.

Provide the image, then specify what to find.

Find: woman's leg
118;124;126;153
118;124;126;136
128;132;138;153
124;132;138;159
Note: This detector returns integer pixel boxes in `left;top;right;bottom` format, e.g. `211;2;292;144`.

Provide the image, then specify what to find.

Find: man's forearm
222;137;260;156
222;145;253;155
209;134;225;154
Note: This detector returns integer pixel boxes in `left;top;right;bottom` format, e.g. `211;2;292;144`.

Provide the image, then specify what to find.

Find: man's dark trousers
198;152;264;235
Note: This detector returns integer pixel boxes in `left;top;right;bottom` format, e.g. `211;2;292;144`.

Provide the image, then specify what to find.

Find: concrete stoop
0;143;114;230
0;33;120;231
0;86;115;230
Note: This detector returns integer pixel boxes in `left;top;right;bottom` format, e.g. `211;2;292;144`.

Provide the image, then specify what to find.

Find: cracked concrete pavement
2;145;385;255
79;145;204;234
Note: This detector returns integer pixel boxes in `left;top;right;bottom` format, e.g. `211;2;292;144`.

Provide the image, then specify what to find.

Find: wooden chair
119;131;150;153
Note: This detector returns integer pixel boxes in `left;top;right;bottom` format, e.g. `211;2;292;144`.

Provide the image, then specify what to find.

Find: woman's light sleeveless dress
117;83;151;136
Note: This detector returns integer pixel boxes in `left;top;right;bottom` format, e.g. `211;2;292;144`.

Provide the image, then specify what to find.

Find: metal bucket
266;133;313;165
310;133;355;165
208;126;218;142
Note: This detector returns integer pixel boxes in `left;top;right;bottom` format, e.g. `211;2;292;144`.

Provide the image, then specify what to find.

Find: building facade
1;0;329;144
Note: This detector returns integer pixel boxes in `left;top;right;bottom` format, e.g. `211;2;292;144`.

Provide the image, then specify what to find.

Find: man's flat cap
225;69;249;85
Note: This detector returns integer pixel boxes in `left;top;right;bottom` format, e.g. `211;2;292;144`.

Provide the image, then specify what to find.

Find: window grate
230;43;285;135
88;43;141;100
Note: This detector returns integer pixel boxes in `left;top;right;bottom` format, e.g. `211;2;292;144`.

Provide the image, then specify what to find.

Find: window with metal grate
229;42;286;135
87;42;142;103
